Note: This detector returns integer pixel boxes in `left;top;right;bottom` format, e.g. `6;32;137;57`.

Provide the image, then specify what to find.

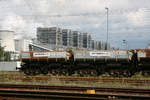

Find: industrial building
98;41;106;50
0;30;15;52
36;27;110;50
37;27;63;49
72;31;83;48
91;40;99;50
62;29;73;47
148;44;150;49
82;33;91;49
15;39;32;52
91;40;107;50
29;43;52;51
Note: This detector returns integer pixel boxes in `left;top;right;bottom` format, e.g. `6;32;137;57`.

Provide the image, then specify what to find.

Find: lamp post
105;7;109;50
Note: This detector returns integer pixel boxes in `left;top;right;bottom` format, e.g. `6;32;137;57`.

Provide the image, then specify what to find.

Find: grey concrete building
82;33;91;49
62;29;73;47
15;39;32;52
72;31;83;48
36;27;110;50
37;27;63;49
148;44;150;49
91;40;107;50
0;30;15;52
98;41;106;50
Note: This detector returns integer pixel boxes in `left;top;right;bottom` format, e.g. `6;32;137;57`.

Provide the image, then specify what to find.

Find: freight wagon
19;49;150;77
136;49;150;76
72;50;134;77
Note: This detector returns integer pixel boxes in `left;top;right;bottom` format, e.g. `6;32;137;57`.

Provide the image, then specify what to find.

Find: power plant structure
0;27;110;53
62;29;73;48
15;39;33;52
36;27;109;50
0;30;15;52
37;27;63;49
82;33;92;49
72;31;83;49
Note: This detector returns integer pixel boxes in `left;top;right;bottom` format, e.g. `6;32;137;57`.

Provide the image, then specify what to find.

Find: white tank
73;50;133;62
0;30;15;51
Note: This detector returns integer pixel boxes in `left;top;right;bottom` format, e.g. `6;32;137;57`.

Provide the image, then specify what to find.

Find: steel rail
0;88;150;100
0;84;150;93
0;84;149;100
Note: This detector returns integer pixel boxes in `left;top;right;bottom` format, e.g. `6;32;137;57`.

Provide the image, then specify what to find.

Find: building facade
37;27;63;49
15;39;32;51
73;31;83;48
36;26;110;50
0;30;15;52
62;29;73;47
148;44;150;49
82;33;91;49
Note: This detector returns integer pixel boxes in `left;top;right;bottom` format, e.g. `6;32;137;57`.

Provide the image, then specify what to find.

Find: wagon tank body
136;49;150;76
21;50;73;75
137;49;150;62
21;51;72;62
72;50;135;77
73;50;132;62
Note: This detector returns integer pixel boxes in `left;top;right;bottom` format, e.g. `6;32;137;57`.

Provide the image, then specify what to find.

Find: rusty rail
0;84;150;100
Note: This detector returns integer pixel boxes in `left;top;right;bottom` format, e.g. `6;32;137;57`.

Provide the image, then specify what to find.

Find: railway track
1;72;150;89
0;84;150;100
5;74;150;84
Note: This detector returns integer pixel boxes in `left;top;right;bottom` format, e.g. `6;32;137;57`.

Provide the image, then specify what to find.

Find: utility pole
105;7;109;50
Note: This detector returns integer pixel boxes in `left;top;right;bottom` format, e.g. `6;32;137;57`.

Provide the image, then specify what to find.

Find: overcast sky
0;0;150;49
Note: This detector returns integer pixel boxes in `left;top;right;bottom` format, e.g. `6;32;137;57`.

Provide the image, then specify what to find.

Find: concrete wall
0;61;21;71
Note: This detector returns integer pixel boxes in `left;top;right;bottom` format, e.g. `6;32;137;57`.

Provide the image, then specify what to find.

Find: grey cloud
0;0;150;48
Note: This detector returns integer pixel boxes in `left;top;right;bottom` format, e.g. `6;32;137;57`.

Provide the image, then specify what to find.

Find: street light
105;7;109;50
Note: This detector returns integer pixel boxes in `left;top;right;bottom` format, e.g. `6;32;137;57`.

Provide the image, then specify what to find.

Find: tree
4;52;11;61
0;45;11;61
0;45;5;61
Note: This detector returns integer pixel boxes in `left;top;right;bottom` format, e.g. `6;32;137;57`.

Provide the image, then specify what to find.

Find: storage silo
0;30;15;52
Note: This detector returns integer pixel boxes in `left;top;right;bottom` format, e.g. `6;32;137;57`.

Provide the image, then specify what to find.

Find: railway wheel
24;68;30;75
115;71;120;77
78;70;84;77
51;69;59;76
109;70;118;77
42;69;48;75
126;71;132;77
83;70;88;76
51;69;56;75
109;70;115;77
61;69;68;76
34;68;40;75
122;70;128;77
30;68;36;76
142;71;150;77
89;70;98;76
